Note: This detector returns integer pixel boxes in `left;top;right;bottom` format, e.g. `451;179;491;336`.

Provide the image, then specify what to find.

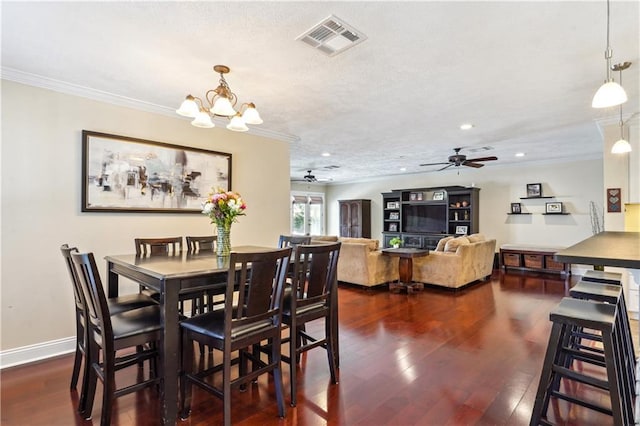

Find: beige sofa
311;236;399;287
412;234;496;289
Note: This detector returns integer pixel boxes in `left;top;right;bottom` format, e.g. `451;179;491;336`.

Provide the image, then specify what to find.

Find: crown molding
1;67;300;144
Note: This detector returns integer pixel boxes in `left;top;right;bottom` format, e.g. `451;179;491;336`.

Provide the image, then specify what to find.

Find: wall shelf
507;213;532;215
520;196;555;200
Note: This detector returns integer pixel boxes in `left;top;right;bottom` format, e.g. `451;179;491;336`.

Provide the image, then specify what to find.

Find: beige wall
0;81;290;351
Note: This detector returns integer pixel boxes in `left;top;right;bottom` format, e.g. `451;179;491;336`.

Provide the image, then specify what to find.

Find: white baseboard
0;337;75;369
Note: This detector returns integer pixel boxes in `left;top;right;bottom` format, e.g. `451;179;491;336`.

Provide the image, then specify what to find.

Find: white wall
325;159;603;250
0;81;291;354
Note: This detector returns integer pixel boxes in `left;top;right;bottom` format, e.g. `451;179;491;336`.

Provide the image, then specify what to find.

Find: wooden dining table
105;246;274;425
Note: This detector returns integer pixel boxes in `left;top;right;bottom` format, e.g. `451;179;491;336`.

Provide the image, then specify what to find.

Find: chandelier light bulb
241;103;263;125
176;95;199;117
226;113;249;132
592;80;628;108
191;109;215;128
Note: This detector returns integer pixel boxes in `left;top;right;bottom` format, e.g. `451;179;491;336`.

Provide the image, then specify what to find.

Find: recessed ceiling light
460;123;474;130
400;167;407;172
515;152;525;157
321;152;331;157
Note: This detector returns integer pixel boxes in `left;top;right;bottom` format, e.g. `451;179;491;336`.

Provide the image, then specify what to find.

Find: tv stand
382;186;480;249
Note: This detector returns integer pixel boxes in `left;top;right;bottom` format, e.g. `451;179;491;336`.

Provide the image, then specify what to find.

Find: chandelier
176;65;263;132
592;0;628;108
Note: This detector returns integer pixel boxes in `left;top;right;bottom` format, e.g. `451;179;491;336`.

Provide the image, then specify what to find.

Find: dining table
105;244;340;425
105;246;274;425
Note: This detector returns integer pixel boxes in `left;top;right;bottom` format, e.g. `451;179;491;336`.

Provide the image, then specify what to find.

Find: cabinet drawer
545;255;565;271
524;254;543;269
503;252;522;267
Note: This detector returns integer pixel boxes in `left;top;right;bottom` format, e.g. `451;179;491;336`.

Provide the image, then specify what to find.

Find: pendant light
592;0;628;108
610;62;632;154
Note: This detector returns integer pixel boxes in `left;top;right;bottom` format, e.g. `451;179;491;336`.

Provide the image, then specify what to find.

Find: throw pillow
435;236;454;252
444;236;470;253
467;233;486;243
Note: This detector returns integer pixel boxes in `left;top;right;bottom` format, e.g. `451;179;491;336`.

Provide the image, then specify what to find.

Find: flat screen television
402;204;447;233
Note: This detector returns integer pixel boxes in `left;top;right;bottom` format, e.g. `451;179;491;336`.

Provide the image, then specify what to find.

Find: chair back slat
135;237;182;255
60;244;85;311
278;235;311;249
186;236;216;252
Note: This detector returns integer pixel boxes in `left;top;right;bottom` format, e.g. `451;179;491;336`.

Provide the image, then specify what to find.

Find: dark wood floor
1;271;628;425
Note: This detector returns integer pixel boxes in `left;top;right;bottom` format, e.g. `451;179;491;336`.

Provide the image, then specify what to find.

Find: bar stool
530;297;634;426
583;270;623;285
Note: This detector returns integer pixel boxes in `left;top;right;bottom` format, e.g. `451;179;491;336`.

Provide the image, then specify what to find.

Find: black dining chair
60;244;157;397
71;251;162;426
185;235;217;252
134;236;182;255
278;235;311;249
281;242;341;406
179;247;292;426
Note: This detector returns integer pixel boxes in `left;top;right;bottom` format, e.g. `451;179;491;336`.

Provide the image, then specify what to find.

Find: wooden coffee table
382;248;430;294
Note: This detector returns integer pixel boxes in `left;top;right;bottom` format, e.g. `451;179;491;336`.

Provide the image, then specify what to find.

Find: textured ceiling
2;1;639;184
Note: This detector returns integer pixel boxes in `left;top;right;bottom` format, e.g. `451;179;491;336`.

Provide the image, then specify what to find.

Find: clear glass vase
216;224;231;257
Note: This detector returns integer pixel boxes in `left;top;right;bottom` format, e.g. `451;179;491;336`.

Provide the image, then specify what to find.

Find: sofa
412;234;496;289
311;236;399;287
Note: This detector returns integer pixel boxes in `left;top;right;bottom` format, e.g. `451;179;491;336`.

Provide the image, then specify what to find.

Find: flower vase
216;224;231;257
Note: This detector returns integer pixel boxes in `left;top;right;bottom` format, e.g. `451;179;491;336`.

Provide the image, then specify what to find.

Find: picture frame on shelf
455;225;468;235
510;202;522;214
432;191;445;201
389;212;400;220
388;223;398;232
81;130;231;213
386;201;400;209
545;202;563;214
526;183;542;198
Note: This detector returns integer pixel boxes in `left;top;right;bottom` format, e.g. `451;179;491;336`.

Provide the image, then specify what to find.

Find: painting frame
510;202;522;214
432;191;445;201
455;225;468;235
82;130;232;213
545;202;563;214
526;183;542;198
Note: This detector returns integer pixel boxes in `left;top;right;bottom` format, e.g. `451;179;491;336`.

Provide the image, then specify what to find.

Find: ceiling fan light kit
420;148;498;171
176;65;263;132
592;0;628;109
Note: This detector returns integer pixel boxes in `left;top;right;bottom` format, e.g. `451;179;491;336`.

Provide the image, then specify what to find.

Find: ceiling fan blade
465;156;497;162
420;162;450;166
463;162;484;168
437;164;455;171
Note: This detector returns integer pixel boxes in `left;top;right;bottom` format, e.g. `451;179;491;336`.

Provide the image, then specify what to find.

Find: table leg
389;257;424;294
160;279;180;426
107;261;119;298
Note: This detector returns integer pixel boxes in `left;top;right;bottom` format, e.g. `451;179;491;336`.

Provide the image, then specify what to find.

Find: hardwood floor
1;271;632;425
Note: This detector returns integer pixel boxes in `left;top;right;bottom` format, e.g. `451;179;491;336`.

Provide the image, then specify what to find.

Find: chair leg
289;316;298;407
239;348;248;391
530;322;563;426
80;342;99;419
325;316;338;384
272;335;286;418
179;332;194;419
101;352;116;426
223;345;233;426
71;324;83;390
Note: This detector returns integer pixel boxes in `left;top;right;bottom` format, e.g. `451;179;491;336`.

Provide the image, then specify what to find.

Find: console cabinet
500;246;570;275
339;199;371;238
381;186;480;249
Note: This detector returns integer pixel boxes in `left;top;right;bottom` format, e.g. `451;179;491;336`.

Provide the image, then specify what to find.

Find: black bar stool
530;297;634;425
583;270;623;285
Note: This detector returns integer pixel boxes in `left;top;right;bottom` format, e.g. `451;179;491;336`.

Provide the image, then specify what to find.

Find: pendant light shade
611;138;632;154
226;113;249;132
191;109;215;128
176;95;199;117
241;103;263;125
592;80;628;108
211;96;237;117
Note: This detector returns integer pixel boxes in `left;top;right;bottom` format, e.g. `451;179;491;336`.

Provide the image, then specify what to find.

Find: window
291;192;324;236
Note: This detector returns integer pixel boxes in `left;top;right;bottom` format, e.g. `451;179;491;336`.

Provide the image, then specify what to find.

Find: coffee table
382;248;430;294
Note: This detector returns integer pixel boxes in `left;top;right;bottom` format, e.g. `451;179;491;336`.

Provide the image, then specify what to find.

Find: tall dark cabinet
339;199;371;238
381;186;480;249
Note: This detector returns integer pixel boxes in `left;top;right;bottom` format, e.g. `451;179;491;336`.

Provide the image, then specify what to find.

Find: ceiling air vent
297;15;367;57
467;146;494;153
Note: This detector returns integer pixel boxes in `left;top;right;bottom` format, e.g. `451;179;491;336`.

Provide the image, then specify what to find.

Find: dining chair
282;242;341;407
278;235;311;249
179;247;292;426
134;236;182;255
185;235;217;252
71;251;162;426
60;244;157;395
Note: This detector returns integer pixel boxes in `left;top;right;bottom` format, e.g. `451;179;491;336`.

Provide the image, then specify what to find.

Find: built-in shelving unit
381;186;480;249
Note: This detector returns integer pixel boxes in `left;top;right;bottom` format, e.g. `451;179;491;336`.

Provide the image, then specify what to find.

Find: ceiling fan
292;170;331;183
420;148;498;171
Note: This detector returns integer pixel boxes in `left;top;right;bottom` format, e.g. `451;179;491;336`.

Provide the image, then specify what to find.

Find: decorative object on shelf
462;200;469;207
386;201;400;209
389;237;403;249
526;183;542;198
463;210;470;220
410;192;423;201
454;211;459;221
432;191;445;200
389;212;400;220
81;130;231;213
455;225;468;235
592;0;628;108
607;188;621;212
176;65;263;132
589;200;604;234
511;203;522;214
388;223;398;232
610;62;633;154
545;202;563;214
201;188;247;257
